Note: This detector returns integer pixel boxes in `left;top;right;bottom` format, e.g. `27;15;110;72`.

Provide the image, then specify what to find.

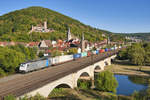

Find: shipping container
96;50;99;54
99;49;105;53
87;52;91;57
105;48;108;52
81;52;87;57
59;55;73;63
92;50;97;54
111;47;114;51
73;53;81;59
51;55;73;65
108;48;111;51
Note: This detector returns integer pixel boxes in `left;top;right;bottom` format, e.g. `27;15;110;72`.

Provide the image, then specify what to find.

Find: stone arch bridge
0;51;117;99
24;55;116;97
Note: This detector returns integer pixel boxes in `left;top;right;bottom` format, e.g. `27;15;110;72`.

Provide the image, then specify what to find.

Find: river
114;74;149;95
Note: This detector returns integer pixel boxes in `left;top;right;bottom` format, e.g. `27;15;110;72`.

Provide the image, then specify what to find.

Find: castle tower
81;33;85;52
44;21;47;30
67;27;72;41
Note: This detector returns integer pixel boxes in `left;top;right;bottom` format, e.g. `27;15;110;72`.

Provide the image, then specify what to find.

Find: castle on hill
29;21;54;33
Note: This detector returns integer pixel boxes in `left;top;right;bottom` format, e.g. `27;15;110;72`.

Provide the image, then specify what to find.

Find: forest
0;6;115;42
0;45;37;76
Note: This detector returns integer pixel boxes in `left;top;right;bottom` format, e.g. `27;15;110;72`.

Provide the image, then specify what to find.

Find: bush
77;80;91;89
117;49;128;60
95;71;118;93
30;93;46;100
0;67;6;77
38;51;44;58
131;88;150;100
4;95;16;100
51;50;62;57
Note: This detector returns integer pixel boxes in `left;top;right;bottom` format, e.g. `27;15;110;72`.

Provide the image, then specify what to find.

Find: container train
19;46;121;73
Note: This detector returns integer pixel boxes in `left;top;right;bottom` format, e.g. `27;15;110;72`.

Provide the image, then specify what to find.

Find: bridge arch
49;83;72;97
75;67;93;83
94;65;102;73
104;61;109;66
77;72;91;80
26;74;74;97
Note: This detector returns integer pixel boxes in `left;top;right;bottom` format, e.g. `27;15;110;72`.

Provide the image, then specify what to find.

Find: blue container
73;53;81;59
81;52;87;57
105;48;108;52
96;50;99;54
46;59;49;67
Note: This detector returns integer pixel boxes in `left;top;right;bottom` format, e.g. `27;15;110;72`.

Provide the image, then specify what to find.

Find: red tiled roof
28;42;40;47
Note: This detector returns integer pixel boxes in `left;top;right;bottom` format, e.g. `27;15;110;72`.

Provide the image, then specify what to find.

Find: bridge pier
90;77;95;89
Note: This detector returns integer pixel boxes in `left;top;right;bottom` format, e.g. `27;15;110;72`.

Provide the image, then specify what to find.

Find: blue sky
0;0;150;33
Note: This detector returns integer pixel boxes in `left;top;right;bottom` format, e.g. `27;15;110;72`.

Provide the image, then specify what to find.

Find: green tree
67;48;77;54
132;88;150;100
117;48;128;60
77;80;91;89
4;95;16;100
0;47;25;73
0;68;6;77
95;71;118;93
144;43;150;65
128;43;145;70
51;50;62;57
38;51;44;58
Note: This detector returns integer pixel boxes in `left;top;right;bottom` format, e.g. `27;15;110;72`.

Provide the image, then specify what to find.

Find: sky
0;0;150;33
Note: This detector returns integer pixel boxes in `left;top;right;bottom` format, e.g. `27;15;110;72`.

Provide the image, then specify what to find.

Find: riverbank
49;88;131;100
105;60;150;77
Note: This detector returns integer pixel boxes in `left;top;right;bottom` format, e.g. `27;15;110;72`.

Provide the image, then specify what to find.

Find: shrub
4;95;16;100
95;71;118;93
38;51;44;58
0;67;6;77
77;79;91;89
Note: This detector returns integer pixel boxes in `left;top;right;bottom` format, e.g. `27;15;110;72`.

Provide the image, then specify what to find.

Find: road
0;51;117;99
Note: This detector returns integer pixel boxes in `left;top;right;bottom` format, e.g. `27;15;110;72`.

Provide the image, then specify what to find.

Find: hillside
0;6;113;42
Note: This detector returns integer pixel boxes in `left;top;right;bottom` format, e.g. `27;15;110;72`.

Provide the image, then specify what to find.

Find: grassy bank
49;88;131;100
105;60;150;77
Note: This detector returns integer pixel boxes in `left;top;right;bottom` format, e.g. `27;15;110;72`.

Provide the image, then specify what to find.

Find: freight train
19;47;120;73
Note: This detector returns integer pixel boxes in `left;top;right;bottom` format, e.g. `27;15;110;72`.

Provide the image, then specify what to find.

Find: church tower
67;27;72;41
107;36;110;45
44;21;47;30
81;33;85;52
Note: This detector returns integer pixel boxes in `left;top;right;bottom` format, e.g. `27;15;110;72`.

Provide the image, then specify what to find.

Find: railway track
0;51;118;99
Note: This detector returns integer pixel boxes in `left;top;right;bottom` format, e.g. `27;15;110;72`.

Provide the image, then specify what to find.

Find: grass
105;60;150;77
48;88;131;100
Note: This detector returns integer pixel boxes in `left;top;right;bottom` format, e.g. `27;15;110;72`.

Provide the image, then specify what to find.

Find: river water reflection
114;74;149;95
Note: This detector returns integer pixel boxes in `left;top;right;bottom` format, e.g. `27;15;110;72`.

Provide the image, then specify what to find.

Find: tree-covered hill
0;6;112;42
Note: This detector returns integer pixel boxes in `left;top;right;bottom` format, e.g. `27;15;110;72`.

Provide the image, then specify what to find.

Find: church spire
67;27;71;41
82;33;84;41
81;33;85;52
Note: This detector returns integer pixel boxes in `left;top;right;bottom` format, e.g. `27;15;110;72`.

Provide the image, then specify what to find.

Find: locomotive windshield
20;64;26;67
